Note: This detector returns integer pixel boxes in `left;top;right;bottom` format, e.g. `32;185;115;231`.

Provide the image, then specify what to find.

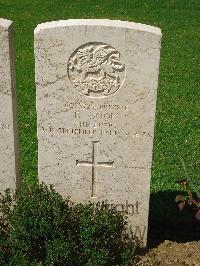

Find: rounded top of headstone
0;18;12;29
34;19;161;36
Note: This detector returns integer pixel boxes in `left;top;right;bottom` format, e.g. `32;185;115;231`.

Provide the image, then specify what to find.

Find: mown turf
0;0;199;217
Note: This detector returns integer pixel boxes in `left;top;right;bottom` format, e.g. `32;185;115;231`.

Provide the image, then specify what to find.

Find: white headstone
35;19;161;245
0;18;20;192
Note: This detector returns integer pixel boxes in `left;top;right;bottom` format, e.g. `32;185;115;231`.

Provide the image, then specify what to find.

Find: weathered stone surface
0;18;20;192
35;19;161;245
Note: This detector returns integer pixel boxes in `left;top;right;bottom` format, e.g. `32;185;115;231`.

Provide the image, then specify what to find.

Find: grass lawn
0;0;199;221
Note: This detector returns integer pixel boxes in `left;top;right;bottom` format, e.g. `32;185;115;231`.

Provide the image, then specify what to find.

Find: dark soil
136;240;200;265
136;220;200;265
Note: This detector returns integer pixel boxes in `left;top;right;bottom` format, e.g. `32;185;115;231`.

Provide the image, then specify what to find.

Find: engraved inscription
41;126;117;137
64;101;129;111
129;225;147;242
76;141;114;198
68;42;125;97
98;200;141;216
1;123;10;130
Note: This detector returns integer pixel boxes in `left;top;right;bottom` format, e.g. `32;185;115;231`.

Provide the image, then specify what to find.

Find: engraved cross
76;141;114;198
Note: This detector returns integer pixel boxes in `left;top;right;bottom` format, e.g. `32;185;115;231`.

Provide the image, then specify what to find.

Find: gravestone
35;19;162;245
0;19;20;192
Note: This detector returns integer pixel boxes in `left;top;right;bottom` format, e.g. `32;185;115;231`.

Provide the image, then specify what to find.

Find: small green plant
0;183;136;265
175;177;200;221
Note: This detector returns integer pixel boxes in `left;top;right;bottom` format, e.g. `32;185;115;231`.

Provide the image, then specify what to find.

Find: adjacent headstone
35;19;162;245
0;19;20;192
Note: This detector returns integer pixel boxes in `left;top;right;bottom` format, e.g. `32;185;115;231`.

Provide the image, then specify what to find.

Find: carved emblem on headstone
68;42;125;97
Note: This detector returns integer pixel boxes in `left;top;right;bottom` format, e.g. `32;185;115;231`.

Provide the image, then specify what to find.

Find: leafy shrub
175;178;200;221
0;184;136;265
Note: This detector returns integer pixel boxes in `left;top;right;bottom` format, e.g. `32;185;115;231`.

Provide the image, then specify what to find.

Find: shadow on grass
147;190;200;248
